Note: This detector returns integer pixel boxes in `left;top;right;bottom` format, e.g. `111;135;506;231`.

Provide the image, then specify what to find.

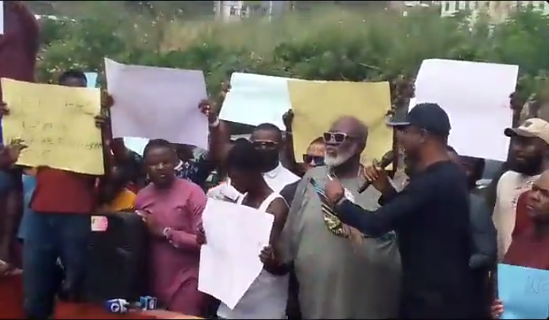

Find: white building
440;1;549;22
214;1;288;22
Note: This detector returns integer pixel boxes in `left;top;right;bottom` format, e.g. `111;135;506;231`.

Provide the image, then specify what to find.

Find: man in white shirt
207;123;298;200
493;118;549;259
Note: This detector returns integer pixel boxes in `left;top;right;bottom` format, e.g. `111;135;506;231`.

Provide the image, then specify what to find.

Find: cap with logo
387;102;451;136
504;118;549;144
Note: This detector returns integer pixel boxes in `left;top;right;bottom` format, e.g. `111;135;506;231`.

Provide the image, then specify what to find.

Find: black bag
84;211;151;302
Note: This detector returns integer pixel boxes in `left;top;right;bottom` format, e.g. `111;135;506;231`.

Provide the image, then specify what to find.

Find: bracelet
209;118;220;127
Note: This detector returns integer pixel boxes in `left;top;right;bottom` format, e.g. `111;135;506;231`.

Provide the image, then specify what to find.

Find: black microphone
358;151;395;194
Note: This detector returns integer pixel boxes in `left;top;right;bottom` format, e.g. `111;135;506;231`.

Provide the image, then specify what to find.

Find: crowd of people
1;1;549;319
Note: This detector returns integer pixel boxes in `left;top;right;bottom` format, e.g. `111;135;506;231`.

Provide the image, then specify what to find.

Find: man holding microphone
324;103;475;319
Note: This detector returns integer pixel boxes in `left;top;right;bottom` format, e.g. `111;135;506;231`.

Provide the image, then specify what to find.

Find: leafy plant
37;5;549;108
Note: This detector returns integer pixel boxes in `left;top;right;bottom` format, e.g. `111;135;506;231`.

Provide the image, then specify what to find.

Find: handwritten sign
498;263;549;319
1;79;104;174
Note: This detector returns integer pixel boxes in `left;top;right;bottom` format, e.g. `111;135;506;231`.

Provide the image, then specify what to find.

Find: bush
37;4;549;106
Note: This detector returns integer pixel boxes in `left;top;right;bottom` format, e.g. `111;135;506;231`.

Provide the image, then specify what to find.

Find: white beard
324;147;356;168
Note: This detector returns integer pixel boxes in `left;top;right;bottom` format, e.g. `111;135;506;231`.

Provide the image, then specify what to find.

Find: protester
96;165;135;212
325;103;474;318
281;109;325;177
447;146;497;317
198;140;290;319
205;94;299;193
5;69;110;318
0;0;39;276
135;139;206;316
281;115;401;318
206;138;249;202
491;169;549;319
158;100;229;189
110;138;146;191
492;118;549;260
280;136;325;205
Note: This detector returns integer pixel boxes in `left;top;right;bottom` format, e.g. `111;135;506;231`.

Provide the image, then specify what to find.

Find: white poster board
413;59;518;161
105;58;209;149
0;1;4;35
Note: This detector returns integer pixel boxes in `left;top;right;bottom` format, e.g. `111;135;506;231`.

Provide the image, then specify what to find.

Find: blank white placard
105;58;209;149
198;199;274;309
413;59;518;161
0;1;4;35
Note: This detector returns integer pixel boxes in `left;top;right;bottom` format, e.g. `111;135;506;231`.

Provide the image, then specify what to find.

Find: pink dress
135;178;207;316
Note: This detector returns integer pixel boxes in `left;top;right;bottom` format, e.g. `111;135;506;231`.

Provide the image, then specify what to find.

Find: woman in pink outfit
135;139;206;317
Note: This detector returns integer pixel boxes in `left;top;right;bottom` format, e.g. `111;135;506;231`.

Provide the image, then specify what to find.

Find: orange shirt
99;188;136;212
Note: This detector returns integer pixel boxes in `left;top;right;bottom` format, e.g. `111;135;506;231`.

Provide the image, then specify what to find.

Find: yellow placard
288;80;392;166
1;79;104;175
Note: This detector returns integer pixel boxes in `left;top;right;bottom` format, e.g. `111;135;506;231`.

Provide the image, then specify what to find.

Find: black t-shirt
337;161;474;318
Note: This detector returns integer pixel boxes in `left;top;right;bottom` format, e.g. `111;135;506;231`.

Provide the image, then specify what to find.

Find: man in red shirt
20;70;104;319
491;169;549;318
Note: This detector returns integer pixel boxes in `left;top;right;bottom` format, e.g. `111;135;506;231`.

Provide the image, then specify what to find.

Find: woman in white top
198;140;290;319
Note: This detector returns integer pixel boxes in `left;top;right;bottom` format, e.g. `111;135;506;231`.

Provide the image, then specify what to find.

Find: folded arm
166;186;206;251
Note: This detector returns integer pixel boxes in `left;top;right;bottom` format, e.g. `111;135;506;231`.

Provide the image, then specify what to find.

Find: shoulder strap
259;192;281;211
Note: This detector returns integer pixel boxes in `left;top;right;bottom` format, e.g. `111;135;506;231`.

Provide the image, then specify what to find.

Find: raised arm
201;83;232;165
281;110;302;176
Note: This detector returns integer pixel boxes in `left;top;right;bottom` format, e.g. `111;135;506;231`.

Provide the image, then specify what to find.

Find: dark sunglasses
323;132;352;145
302;154;325;166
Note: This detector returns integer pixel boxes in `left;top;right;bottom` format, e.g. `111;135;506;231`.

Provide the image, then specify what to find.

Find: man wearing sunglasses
281;116;401;319
249;123;299;192
280;137;325;205
324;103;475;318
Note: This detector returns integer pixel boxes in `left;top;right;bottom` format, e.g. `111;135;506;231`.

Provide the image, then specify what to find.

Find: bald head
330;116;368;146
527;169;549;222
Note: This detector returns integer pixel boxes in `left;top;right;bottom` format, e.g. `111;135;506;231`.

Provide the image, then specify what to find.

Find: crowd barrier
0;271;201;319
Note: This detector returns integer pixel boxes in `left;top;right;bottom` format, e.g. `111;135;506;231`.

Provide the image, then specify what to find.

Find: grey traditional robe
282;166;401;319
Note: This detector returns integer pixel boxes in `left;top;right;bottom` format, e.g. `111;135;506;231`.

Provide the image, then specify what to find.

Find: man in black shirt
324;103;474;319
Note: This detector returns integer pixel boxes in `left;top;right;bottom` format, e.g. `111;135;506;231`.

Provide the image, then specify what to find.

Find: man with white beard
281;116;401;319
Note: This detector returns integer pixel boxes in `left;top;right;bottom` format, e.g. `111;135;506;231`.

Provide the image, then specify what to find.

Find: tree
37;4;549;105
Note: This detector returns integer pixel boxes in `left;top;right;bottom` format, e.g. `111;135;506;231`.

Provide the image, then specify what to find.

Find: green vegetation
37;4;549;105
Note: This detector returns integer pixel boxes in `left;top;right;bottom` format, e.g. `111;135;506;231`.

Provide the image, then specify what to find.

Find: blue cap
387;103;451;136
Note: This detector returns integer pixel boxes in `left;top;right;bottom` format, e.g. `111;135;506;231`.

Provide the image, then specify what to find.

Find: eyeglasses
323;132;352;145
302;154;325;166
252;140;278;149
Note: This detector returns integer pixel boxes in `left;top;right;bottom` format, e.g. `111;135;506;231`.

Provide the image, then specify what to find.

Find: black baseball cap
387;102;451;136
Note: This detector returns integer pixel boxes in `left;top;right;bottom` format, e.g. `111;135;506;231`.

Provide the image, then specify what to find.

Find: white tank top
217;192;289;319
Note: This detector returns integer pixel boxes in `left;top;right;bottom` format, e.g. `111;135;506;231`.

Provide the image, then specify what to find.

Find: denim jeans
23;212;91;318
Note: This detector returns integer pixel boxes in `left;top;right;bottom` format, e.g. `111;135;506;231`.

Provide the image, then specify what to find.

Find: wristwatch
162;227;172;240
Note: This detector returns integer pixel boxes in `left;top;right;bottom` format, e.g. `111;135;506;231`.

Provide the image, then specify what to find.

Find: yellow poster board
1;79;104;175
288;80;392;166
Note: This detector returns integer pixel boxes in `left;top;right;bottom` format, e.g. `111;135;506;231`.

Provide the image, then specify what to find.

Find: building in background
440;1;549;22
214;1;292;21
